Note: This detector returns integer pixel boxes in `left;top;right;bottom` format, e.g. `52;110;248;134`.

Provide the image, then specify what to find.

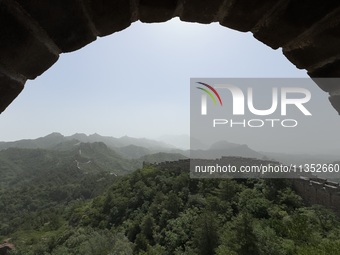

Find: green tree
193;211;219;255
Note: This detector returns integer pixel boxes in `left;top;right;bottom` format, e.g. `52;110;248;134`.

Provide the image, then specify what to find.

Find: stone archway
0;0;340;114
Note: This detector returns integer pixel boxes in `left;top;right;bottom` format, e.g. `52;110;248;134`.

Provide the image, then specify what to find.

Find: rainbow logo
196;82;223;106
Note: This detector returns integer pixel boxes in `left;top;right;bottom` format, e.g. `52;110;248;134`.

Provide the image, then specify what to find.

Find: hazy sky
1;17;339;153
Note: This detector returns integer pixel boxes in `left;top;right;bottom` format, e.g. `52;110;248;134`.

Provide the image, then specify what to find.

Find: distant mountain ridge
0;133;267;161
0;132;174;152
0;141;140;187
190;140;264;159
0;133;189;170
10;133;337;164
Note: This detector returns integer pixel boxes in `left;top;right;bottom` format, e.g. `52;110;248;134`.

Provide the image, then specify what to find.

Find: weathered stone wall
1;0;340;113
292;177;340;215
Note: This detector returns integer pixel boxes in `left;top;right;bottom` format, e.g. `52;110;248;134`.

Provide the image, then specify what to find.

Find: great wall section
148;157;340;216
293;177;340;214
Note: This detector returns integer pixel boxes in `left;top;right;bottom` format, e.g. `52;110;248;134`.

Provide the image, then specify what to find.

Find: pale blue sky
2;17;337;149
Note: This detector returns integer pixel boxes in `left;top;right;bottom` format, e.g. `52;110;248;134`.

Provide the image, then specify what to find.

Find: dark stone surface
310;78;340;93
0;1;59;79
283;7;340;69
220;0;277;32
309;60;340;78
16;0;96;52
284;35;340;70
329;95;340;115
180;0;224;24
253;0;340;49
0;71;25;113
139;0;178;23
89;0;132;37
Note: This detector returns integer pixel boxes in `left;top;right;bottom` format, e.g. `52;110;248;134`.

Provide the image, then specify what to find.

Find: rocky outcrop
0;0;340;113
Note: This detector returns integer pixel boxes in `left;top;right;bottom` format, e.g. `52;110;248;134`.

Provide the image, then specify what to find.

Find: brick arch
1;0;340;114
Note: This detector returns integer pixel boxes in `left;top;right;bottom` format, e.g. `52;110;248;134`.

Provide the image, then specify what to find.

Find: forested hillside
2;159;340;255
0;142;138;240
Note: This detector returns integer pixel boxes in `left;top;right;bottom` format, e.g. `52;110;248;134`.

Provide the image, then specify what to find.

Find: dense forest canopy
1;146;340;254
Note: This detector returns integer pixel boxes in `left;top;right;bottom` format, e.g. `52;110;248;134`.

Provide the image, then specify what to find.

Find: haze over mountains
0;133;339;166
0;132;260;160
0;132;173;153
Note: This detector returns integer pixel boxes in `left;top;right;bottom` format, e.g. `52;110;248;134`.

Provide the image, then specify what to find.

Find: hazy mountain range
0;133;263;161
0;133;339;166
0;132;173;152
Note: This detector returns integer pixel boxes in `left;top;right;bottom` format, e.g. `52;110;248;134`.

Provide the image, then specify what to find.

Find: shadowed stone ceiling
0;0;340;114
